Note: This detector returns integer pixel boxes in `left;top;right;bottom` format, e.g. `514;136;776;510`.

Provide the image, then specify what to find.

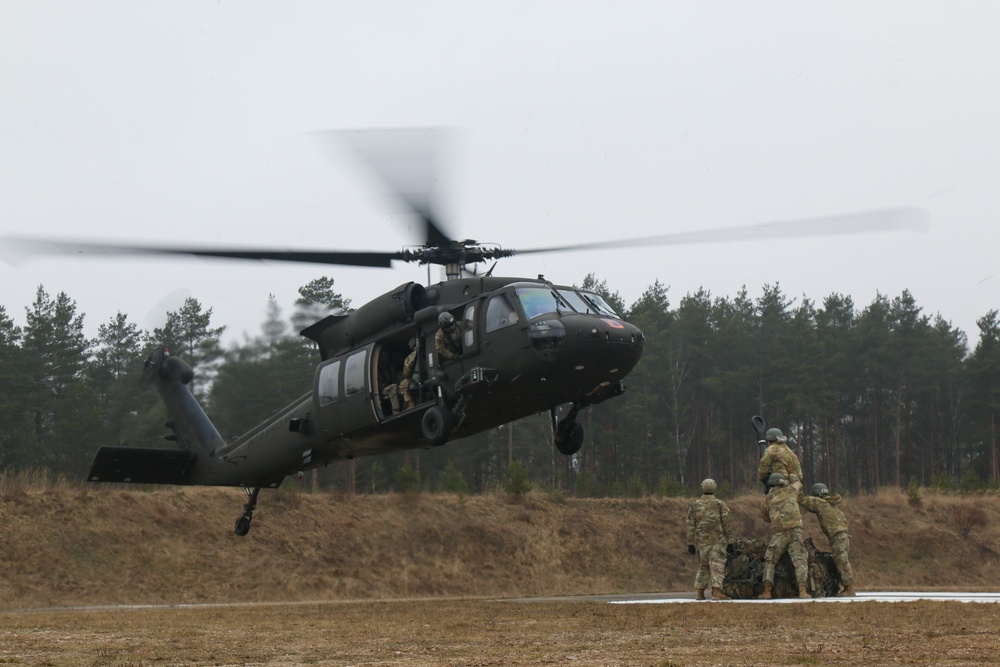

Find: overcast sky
2;1;998;351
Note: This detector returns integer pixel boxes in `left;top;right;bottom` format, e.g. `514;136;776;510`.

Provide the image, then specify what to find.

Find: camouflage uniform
686;494;734;591
397;349;418;409
758;442;803;487
435;325;463;360
799;492;854;587
382;383;401;414
760;483;809;589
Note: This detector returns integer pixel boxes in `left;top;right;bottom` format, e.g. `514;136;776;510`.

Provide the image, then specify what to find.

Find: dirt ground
3;597;1000;667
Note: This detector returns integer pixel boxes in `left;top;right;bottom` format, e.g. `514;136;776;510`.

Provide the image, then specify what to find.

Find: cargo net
722;537;842;599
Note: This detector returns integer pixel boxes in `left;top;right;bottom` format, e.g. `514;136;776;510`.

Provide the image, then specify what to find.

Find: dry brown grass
2;480;1000;610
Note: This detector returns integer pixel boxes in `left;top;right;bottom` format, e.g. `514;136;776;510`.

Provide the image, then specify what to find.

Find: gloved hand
688;544;696;555
726;543;735;555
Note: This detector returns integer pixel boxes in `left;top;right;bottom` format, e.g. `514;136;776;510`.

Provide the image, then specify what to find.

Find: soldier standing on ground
757;428;803;491
799;482;856;597
685;478;735;601
759;472;809;599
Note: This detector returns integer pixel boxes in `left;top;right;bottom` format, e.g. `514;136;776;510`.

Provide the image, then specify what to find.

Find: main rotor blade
511;207;931;256
323;128;455;247
1;237;405;268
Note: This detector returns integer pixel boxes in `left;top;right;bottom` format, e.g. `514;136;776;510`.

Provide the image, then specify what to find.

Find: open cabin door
372;327;436;420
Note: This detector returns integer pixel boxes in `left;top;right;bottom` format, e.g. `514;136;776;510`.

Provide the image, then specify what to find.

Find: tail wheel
421;406;454;446
235;515;252;536
234;485;260;537
555;421;584;456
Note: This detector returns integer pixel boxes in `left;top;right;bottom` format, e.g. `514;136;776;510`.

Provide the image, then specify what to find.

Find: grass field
2;475;1000;665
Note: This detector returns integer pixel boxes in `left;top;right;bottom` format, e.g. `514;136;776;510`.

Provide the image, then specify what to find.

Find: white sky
1;1;998;349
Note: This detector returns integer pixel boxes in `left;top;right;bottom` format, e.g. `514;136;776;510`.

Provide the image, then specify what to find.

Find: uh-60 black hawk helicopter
6;129;930;536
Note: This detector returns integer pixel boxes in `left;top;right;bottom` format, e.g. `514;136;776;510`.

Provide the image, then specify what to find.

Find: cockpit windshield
579;290;620;318
558;290;597;315
515;287;571;320
515;285;621;320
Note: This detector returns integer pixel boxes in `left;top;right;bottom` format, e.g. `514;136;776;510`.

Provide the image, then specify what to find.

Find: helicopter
3;129;931;536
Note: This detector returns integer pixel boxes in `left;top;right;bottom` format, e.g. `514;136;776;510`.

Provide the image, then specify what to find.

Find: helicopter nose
584;318;644;346
587;318;644;370
529;315;644;374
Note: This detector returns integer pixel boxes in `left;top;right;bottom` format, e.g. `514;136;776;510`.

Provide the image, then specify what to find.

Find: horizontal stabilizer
88;446;194;485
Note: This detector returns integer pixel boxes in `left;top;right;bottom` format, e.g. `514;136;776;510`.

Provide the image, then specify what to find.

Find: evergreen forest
2;273;1000;498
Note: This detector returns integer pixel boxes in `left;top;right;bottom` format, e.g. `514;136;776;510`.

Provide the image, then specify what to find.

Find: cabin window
318;360;341;406
345;350;367;397
515;287;571;320
463;304;476;347
486;294;519;332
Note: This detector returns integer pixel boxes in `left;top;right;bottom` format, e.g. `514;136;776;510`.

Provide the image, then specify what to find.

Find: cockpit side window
486;293;519;332
463;304;476;348
515;287;571;320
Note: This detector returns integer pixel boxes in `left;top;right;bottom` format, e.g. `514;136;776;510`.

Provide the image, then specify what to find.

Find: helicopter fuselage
89;275;644;491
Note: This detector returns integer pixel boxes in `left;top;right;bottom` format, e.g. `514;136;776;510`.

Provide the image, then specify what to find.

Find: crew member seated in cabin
381;338;421;415
379;350;403;415
397;338;419;409
435;311;463;360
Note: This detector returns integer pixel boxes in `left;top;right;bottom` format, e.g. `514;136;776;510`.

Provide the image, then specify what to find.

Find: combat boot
695;589;706;601
798;584;809;598
711;587;730;600
838;584;856;597
759;584;773;599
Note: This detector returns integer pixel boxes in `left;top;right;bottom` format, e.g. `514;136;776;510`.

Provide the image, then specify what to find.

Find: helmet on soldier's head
811;483;830;497
767;472;785;488
765;428;784;442
438;311;455;329
701;478;717;493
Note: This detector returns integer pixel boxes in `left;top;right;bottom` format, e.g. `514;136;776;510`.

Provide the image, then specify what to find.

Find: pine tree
0;306;32;471
967;311;1000;482
210;296;315;439
20;286;92;473
90;312;153;447
292;277;353;332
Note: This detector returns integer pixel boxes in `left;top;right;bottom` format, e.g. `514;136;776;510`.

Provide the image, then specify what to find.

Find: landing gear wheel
422;405;454;446
555;421;584;456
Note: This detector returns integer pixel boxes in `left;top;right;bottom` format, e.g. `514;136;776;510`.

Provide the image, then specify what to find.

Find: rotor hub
402;240;515;268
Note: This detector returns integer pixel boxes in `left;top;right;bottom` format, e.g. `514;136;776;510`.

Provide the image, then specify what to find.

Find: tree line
1;275;998;497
